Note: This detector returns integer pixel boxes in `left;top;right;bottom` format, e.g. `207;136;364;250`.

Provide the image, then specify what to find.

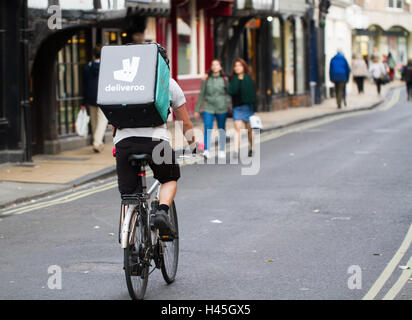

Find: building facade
215;0;312;111
324;0;353;97
167;0;233;116
0;0;318;163
31;1;172;156
351;0;412;78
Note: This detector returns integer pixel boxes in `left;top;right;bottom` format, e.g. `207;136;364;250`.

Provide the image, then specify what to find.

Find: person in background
131;31;146;45
195;59;230;159
228;58;256;158
369;55;387;95
363;55;369;68
81;45;108;153
387;52;396;81
351;53;368;94
402;59;412;101
329;49;351;109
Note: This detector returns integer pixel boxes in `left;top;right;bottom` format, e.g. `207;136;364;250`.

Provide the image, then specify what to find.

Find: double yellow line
363;223;412;300
1;89;410;299
0;180;118;216
1;91;403;218
379;88;401;112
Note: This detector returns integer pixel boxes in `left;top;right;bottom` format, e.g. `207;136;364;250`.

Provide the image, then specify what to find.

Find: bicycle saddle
128;154;152;167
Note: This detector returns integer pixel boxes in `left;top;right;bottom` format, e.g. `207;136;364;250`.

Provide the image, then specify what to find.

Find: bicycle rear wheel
160;201;179;284
124;211;149;300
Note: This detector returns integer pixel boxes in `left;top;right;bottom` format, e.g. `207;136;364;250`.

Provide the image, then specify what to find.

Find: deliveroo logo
114;57;140;83
106;56;145;92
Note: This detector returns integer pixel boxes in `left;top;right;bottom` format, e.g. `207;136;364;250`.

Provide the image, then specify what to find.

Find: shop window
177;0;199;77
177;15;192;75
295;18;305;94
103;29;122;45
56;31;88;136
284;18;295;95
271;18;283;94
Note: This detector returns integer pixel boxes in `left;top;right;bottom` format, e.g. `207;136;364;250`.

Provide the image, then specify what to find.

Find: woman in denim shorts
228;58;256;157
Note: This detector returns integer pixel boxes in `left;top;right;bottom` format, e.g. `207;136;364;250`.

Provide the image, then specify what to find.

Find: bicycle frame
120;171;161;249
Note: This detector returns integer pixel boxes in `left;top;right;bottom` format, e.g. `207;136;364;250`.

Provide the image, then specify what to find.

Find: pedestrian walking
329;49;351;109
369;56;387;96
402;59;412;101
228;58;256;158
351;53;368;94
363;55;369;68
387;52;396;81
81;45;108;153
195;59;230;159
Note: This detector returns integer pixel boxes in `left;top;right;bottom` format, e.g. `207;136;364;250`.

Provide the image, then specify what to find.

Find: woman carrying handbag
228;58;256;158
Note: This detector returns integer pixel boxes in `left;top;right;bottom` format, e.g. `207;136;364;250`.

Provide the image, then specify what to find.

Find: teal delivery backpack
97;43;171;128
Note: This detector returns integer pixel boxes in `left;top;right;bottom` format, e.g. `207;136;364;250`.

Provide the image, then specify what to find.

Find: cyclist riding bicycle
112;46;196;238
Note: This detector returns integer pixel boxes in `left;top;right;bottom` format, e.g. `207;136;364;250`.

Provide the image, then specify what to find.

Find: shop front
353;26;409;78
351;6;412;80
217;0;310;111
27;0;170;155
168;0;233;116
324;1;353;98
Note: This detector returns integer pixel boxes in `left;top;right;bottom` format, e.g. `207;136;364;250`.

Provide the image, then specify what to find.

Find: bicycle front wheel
160;201;179;284
124;212;149;300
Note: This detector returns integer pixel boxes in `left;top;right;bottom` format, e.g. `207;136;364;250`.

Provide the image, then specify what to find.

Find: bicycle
119;153;179;300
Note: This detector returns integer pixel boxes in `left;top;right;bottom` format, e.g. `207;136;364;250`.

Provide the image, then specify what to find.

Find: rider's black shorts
115;137;181;194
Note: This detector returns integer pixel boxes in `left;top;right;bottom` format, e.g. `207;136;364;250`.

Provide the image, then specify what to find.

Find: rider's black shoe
152;210;176;240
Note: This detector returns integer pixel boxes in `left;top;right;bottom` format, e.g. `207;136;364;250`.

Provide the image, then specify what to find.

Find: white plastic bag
75;109;90;137
249;114;263;130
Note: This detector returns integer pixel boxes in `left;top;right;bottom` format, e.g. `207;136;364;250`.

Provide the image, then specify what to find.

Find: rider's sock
158;204;169;213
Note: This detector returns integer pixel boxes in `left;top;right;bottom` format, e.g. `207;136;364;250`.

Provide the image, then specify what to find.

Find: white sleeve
169;78;186;110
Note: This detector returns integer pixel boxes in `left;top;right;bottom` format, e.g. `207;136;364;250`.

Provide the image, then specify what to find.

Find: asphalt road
1;88;412;300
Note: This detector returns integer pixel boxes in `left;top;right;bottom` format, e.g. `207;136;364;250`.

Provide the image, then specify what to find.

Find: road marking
383;255;412;300
0;91;404;218
1;181;118;216
379;88;401;111
363;223;412;300
0;112;383;217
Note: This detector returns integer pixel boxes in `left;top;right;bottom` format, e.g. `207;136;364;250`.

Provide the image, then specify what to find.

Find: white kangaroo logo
114;57;140;82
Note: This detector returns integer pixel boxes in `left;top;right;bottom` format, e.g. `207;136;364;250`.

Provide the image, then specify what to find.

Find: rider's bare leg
159;181;177;207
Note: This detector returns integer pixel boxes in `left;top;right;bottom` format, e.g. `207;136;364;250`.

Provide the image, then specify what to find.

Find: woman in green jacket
228;58;256;158
195;59;230;159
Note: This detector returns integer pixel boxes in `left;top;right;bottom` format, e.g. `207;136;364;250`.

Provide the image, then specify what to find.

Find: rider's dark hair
157;44;170;68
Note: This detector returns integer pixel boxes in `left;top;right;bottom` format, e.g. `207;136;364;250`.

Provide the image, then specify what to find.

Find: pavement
0;80;403;209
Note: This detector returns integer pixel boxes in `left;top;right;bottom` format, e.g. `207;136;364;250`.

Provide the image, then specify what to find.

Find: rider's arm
174;104;196;148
